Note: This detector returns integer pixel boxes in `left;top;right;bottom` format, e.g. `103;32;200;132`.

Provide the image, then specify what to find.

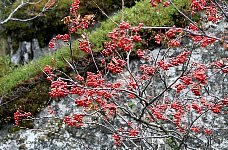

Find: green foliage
0;76;50;124
8;125;21;133
166;137;179;150
0;55;17;79
0;47;68;94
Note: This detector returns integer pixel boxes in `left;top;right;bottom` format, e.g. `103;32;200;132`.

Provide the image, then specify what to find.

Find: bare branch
0;0;56;25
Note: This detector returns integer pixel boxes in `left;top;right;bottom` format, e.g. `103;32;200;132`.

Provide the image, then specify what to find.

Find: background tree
0;0;56;25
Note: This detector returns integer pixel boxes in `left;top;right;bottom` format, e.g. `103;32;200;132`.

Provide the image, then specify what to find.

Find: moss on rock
0;74;50;125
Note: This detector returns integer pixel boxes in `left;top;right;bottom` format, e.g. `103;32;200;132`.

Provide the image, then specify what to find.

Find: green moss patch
0;74;50;125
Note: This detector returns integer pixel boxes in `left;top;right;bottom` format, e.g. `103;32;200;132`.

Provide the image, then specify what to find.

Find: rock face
10;38;50;65
8;37;69;65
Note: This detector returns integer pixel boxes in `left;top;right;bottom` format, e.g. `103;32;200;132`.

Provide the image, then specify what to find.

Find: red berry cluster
128;129;139;136
70;86;85;96
49;34;70;50
150;107;167;121
163;1;170;7
49;40;55;49
157;60;173;70
102;22;143;56
181;75;193;85
131;23;143;32
117;36;133;52
86;72;104;87
43;65;53;75
136;49;145;58
128;77;137;90
222;97;228;105
108;29;119;41
189;23;198;31
191;84;201;96
212;59;223;68
171;102;185;128
165;27;182;39
200;98;225;114
128;93;135;99
140;64;156;76
171;51;191;66
150;0;162;7
63;113;84;127
107;57;126;74
204;128;213;135
69;26;76;33
78;39;91;53
112;133;121;146
163;27;183;47
154;34;161;44
112;81;122;89
168;39;180;47
43;65;56;81
158;51;191;71
103;103;117;116
132;35;142;42
193;69;207;84
190;34;216;47
191;102;202;113
191;0;223;23
119;22;131;30
75;74;84;81
201;36;216;47
210;104;222;114
175;83;186;93
206;4;223;24
76;19;90;29
112;124;140;146
75;96;92;107
191;0;207;13
191;126;213;135
102;41;117;56
70;0;80;14
175;75;194;93
14;110;32;125
49;79;69;98
56;34;70;42
190;35;203;42
191;126;200;133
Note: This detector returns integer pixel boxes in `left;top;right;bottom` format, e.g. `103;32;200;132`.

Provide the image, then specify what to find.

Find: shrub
12;0;228;149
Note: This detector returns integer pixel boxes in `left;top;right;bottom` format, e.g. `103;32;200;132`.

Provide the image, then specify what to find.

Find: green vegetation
0;48;69;94
0;77;50;125
0;55;17;79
